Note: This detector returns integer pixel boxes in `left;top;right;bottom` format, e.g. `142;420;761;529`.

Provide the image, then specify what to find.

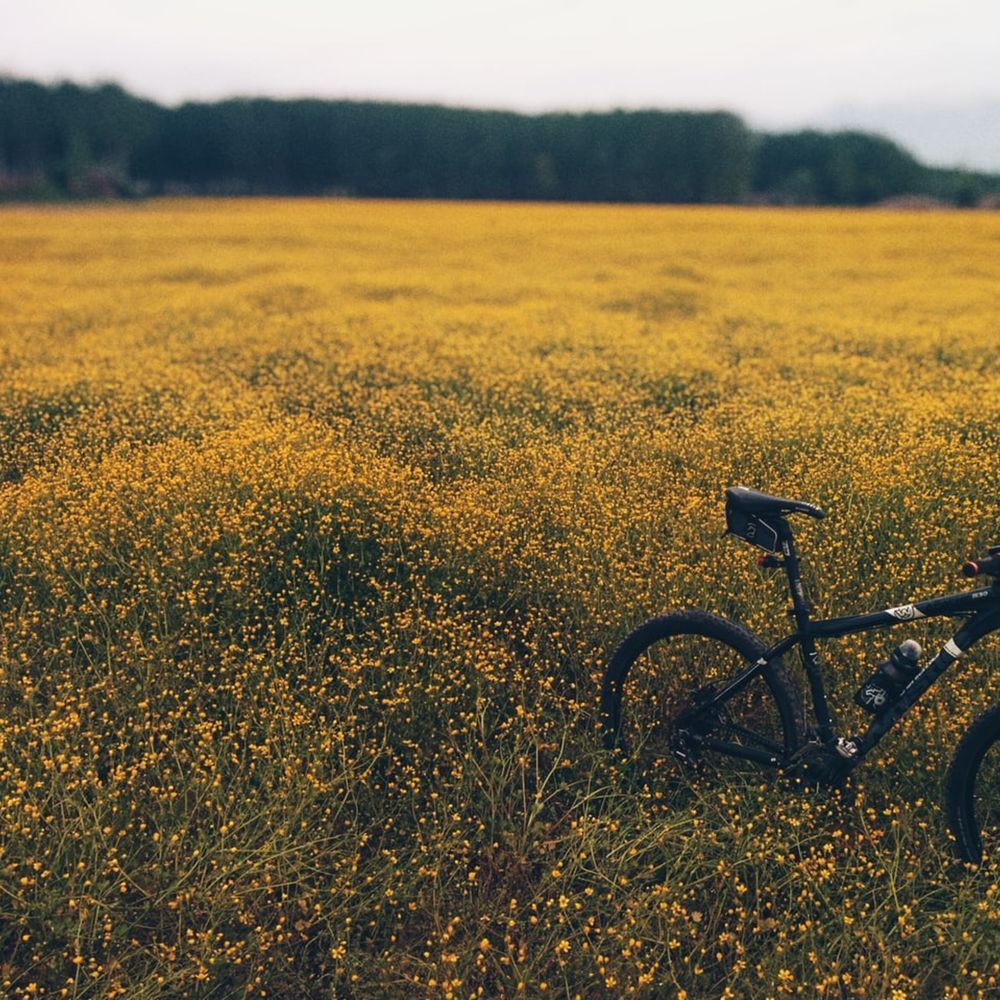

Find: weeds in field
1;200;1000;996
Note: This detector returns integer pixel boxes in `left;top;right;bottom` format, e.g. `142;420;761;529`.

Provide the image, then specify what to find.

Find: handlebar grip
962;555;1000;578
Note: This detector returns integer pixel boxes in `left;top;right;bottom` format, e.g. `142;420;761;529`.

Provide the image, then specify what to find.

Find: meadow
2;198;1000;997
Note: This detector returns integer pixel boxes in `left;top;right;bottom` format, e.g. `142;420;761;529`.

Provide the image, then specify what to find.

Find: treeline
2;76;998;206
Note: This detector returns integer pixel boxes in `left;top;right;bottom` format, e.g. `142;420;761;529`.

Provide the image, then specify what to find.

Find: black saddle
726;486;825;521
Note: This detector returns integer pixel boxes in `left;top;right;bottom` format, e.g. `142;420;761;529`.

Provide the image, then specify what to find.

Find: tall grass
0;200;999;996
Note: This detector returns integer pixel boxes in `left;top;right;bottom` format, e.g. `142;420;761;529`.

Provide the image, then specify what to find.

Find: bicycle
599;486;1000;865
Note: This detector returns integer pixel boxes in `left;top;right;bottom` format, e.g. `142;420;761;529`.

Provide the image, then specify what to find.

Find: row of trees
2;76;998;205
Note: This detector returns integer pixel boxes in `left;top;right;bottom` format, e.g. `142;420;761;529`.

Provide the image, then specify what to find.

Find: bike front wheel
600;609;804;784
946;704;1000;865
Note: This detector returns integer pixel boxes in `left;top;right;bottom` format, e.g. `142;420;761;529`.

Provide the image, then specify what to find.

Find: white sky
2;0;998;124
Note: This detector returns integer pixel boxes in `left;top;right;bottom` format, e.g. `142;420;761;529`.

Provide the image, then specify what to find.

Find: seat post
780;520;835;739
779;521;811;627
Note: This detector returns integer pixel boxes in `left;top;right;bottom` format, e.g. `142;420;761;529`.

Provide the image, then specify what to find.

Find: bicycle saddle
726;486;825;520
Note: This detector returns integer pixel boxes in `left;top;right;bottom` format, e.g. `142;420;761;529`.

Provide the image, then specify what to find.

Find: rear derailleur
669;685;723;764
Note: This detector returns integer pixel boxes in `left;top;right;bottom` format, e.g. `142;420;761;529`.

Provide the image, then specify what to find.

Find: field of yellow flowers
2;199;1000;997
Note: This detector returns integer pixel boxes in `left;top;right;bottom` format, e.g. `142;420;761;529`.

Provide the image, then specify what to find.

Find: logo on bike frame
886;605;925;621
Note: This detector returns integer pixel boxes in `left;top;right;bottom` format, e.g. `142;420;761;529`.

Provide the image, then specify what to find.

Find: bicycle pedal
786;742;851;787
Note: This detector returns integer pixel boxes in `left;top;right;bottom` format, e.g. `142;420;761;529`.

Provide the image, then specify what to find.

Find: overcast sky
2;0;998;126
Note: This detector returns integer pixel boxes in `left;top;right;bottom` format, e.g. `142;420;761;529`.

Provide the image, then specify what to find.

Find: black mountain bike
600;486;1000;865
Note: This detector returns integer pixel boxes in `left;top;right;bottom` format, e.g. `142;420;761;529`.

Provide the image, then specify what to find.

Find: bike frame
699;520;1000;770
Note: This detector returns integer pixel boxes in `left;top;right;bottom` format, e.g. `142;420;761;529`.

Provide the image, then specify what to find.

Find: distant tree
2;76;999;205
753;129;926;204
0;77;161;198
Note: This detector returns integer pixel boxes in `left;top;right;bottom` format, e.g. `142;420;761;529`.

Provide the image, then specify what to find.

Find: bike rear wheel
946;704;1000;865
600;610;804;786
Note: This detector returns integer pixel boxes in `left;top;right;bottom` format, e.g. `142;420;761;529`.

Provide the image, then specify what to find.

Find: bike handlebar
962;555;1000;578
